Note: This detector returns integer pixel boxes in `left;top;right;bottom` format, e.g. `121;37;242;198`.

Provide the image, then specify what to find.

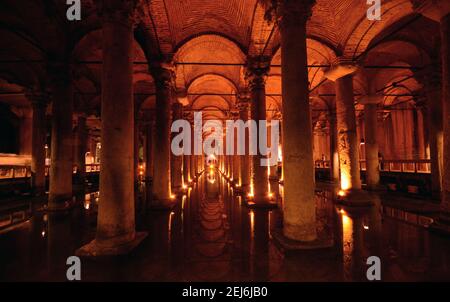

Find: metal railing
314;159;431;174
1;164;101;180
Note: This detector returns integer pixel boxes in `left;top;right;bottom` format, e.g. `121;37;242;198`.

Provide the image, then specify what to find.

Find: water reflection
0;172;450;281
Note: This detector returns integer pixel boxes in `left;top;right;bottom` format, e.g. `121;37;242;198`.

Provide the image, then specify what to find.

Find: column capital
324;57;359;82
245;56;270;90
96;0;139;26
236;93;251;111
150;56;176;89
358;94;383;105
412;0;450;22
262;0;316;28
25;89;49;107
46;60;73;88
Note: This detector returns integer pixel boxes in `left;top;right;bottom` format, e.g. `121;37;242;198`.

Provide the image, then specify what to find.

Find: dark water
1;171;450;281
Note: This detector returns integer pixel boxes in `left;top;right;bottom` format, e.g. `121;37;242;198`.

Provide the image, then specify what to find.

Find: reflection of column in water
341;210;367;281
46;213;72;275
241;206;251;276
252;209;270;281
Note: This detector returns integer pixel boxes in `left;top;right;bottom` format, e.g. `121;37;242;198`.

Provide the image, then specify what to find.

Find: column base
272;229;334;255
336;189;375;207
244;195;277;209
149;198;176;210
76;232;147;257
364;183;385;192
429;213;450;235
44;197;77;212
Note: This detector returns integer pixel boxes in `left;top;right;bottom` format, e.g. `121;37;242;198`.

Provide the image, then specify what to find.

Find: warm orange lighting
41;230;46;237
170;194;176;199
268;192;273;198
182;184;187;190
363;225;369;230
247;193;254;198
340;173;351;191
338;189;347;197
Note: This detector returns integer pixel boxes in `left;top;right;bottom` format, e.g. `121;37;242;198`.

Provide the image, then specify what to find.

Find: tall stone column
440;9;450;223
328;111;340;182
275;0;317;241
360;95;382;190
48;63;74;209
182;112;191;185
151;61;174;204
232;113;241;185
426;68;444;198
28;91;48;195
414;0;450;228
77;0;146;256
74;114;87;184
143;110;154;204
325;59;361;191
247;58;270;203
171;102;183;192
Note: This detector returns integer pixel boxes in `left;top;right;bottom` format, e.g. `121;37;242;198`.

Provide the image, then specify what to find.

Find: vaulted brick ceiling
0;0;441;117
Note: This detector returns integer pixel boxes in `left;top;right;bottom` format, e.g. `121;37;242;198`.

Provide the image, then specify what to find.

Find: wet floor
1;171;450;282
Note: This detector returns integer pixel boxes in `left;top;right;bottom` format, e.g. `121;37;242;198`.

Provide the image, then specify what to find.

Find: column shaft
248;63;269;203
329;114;339;182
48;66;73;208
171;102;183;191
152;68;173;202
75;115;87;183
364;103;380;189
31;99;47;194
278;0;316;241
442;13;450;215
335;74;361;190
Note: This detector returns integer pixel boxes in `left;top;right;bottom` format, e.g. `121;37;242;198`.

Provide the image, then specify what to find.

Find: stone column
414;0;450;227
425;69;444;198
232;113;241;185
171;102;183;192
77;0;146;256
440;9;450;223
275;0;317;241
247;58;270;203
325;59;361;191
328;111;340;182
48;63;74;209
360;95;382;190
28;91;48;195
182;112;191;185
74;114;87;184
151;61;174;204
143;110;154;204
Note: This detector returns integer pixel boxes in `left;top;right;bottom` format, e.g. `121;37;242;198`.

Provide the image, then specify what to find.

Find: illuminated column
325;59;361;191
276;0;317;241
171;102;183;191
232;113;241;185
414;0;450;227
360;95;382;190
27;91;48;195
74;114;87;184
328;111;340;182
77;0;145;256
143;110;154;203
48;63;74;209
183;112;191;184
247;58;270;203
151;60;174;204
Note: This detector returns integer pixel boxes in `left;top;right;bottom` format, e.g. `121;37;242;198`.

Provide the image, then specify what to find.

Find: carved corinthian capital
95;0;138;26
261;0;316;28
